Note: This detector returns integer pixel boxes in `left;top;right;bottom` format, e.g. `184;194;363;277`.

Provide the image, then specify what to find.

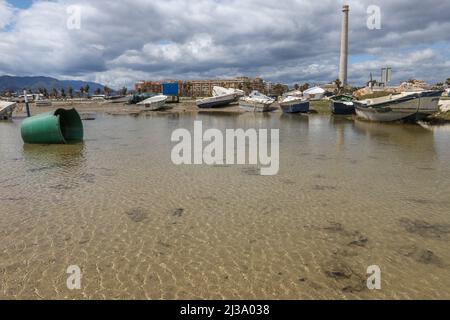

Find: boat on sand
0;101;16;120
354;90;443;122
137;95;168;111
239;91;276;112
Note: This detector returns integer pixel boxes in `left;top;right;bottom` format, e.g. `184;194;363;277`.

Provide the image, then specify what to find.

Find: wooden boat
137;95;168;111
279;96;310;113
196;93;236;109
330;95;355;115
35;100;53;107
0;101;16;120
354;90;443;122
239;91;276;112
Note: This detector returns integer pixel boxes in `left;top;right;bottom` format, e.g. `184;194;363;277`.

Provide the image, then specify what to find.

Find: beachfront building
135;77;267;97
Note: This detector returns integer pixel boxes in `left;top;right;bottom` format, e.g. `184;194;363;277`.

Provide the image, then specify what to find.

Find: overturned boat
279;95;310;114
239;91;276;112
0;101;16;120
330;95;355;115
196;87;237;109
354;90;443;122
137;95;168;111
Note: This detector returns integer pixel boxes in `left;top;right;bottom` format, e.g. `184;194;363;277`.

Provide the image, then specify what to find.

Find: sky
0;0;449;89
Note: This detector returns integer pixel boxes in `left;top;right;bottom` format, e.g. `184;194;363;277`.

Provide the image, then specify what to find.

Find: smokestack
339;5;350;86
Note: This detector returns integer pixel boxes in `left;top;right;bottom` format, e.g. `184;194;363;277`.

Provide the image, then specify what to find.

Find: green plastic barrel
21;108;84;144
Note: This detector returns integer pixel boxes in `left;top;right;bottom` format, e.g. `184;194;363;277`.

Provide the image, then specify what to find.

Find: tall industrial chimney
339;5;350;86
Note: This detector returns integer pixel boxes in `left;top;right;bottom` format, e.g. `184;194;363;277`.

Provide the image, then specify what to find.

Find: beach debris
126;208;148;223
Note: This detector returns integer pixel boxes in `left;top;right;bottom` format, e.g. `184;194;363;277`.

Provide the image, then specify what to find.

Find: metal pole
24;90;31;117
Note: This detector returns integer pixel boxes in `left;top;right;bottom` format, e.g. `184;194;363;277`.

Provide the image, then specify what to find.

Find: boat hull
239;101;274;112
139;99;167;111
0;102;16;120
330;101;355;115
196;94;236;109
354;91;442;122
280;101;310;113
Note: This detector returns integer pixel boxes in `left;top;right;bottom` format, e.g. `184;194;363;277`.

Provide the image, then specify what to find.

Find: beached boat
354;90;443;122
0;101;16;120
196;92;236;109
330;95;355;115
303;87;325;101
239;91;276;112
137;95;168;111
35;100;53;107
279;96;310;113
212;86;245;101
80;112;97;120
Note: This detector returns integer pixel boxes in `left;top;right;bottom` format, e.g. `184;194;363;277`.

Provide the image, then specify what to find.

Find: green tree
84;84;90;96
95;88;101;95
446;78;450;86
68;87;73;98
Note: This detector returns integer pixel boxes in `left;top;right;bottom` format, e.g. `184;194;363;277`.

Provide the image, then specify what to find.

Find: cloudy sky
0;0;449;88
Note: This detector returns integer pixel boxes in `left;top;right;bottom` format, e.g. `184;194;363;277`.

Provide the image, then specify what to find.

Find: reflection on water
1;113;450;299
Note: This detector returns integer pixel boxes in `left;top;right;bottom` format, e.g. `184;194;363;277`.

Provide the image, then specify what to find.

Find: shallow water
1;112;450;299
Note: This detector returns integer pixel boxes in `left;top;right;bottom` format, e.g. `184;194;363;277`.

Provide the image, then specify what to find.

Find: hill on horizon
0;75;110;93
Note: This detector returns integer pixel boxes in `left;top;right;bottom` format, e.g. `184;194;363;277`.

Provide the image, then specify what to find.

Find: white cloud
0;0;449;88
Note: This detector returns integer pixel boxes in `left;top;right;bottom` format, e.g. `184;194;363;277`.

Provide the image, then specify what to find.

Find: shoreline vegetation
11;97;450;124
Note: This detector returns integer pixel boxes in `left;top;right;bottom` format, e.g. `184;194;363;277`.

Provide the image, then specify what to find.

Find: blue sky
7;0;32;9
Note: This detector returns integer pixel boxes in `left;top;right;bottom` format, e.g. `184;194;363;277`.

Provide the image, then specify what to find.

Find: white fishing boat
303;87;325;101
80;112;97;120
35;100;53;107
137;95;168;111
196;90;236;109
0;101;16;120
354;90;443;122
239;91;276;112
212;86;245;101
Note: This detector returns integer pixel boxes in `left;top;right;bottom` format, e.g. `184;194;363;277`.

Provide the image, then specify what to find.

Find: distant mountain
0;76;108;93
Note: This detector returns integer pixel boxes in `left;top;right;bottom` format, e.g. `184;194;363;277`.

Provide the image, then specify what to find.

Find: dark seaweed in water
126;208;148;223
172;208;184;218
399;218;450;239
399;245;445;268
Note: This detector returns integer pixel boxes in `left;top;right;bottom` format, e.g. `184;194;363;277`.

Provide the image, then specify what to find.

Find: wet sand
1;106;450;300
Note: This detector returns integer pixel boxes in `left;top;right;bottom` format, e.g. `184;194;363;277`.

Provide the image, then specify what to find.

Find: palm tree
334;79;343;95
52;88;58;98
68;87;74;98
84;84;90;96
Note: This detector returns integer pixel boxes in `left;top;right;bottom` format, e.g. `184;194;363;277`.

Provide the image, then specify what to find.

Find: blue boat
279;97;310;114
330;95;355;115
